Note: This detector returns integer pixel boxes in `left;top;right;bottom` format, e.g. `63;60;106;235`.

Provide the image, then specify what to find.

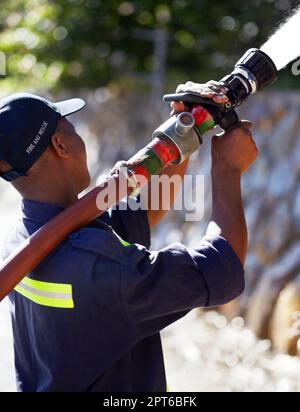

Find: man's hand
211;121;258;174
170;80;229;115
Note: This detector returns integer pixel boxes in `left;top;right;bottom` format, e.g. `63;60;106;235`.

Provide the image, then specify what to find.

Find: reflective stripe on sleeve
14;277;74;309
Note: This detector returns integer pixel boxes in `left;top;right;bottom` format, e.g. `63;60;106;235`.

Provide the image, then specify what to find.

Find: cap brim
55;98;86;117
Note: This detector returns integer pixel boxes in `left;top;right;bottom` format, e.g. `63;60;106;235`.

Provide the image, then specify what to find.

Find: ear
0;160;11;173
51;133;69;158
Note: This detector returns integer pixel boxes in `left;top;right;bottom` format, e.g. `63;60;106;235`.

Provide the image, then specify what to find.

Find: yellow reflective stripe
113;230;131;247
119;238;131;247
14;278;74;309
15;285;74;308
21;276;72;294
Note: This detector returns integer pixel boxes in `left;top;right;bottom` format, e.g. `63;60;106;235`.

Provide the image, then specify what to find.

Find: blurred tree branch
0;0;298;93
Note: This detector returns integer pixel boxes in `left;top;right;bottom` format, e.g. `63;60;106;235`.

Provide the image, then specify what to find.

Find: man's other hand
212;121;258;174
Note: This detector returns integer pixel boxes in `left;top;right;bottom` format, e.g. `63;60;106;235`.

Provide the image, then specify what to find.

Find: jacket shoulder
67;226;125;263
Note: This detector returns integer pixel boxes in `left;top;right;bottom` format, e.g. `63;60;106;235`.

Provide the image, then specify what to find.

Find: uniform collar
21;199;65;225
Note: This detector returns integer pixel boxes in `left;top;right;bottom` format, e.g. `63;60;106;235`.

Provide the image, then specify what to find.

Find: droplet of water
231;316;245;329
213;315;227;329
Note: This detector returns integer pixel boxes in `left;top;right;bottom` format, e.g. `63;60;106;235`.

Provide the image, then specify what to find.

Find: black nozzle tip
235;48;278;90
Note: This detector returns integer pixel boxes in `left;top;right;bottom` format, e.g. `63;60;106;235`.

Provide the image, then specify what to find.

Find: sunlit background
1;0;300;392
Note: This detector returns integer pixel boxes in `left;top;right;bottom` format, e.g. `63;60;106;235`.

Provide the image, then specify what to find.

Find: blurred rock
271;277;300;356
245;241;300;338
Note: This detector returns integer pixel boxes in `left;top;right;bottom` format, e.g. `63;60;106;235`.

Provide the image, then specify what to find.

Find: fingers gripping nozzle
152;112;201;164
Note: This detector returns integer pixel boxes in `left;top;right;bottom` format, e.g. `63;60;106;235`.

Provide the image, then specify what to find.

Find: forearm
207;166;247;265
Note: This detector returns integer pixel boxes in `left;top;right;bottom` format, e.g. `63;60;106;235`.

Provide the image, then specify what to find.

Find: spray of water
261;6;300;70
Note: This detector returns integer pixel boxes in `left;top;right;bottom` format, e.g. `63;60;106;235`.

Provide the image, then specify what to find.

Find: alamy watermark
95;167;206;222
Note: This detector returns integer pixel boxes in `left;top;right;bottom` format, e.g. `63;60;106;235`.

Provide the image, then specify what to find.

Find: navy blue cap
0;92;86;182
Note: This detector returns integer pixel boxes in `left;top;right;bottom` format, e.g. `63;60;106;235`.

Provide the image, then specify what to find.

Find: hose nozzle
221;48;278;106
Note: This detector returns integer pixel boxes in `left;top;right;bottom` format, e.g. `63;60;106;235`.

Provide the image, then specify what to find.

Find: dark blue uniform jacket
2;199;244;392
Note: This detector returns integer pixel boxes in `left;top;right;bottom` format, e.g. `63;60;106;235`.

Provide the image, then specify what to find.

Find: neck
15;177;79;208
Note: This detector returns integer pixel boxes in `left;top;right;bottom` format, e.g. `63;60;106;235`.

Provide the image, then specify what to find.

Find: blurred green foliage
0;0;299;93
